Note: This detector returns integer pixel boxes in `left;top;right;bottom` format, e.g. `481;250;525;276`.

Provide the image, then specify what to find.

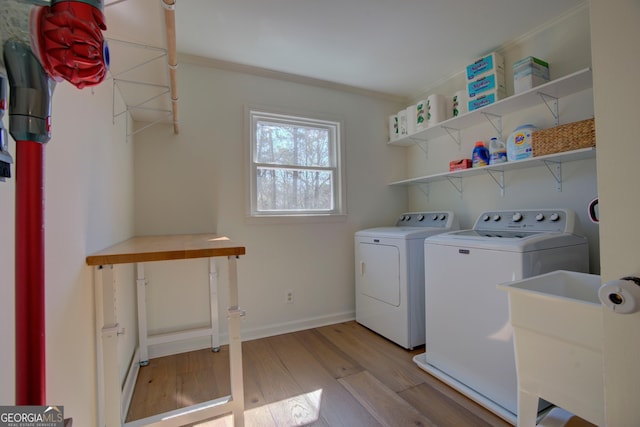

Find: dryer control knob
550;213;560;222
438;214;446;220
512;212;523;222
536;213;545;221
493;214;502;221
417;215;425;221
482;214;491;222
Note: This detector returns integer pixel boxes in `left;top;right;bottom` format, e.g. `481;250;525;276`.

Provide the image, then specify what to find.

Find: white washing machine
355;211;458;350
413;209;589;424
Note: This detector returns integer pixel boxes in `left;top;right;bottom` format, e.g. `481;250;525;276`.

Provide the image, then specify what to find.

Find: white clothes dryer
355;211;458;349
413;209;589;424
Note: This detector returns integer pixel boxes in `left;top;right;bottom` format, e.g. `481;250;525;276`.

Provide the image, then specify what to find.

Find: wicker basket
531;118;596;157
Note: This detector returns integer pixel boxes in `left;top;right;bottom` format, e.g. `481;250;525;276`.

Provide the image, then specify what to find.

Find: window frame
246;107;346;219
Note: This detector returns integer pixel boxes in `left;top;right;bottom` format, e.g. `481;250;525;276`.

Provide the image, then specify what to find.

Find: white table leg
136;263;149;366
227;256;245;426
95;265;123;427
209;258;220;352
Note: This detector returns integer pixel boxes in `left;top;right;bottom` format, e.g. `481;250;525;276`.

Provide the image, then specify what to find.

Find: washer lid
356;226;456;239
425;230;588;252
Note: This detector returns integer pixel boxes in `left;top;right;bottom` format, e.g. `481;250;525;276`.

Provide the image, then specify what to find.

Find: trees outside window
248;109;344;217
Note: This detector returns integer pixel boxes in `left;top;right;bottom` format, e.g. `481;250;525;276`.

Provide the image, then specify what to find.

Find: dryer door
357;242;400;306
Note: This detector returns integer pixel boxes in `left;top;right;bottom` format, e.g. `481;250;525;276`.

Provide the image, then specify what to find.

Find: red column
15;140;46;405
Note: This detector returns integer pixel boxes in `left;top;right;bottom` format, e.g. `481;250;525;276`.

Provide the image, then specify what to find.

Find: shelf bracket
485;169;505;197
481;112;503;139
537;92;559;126
404;135;429;158
413;139;429;158
445;176;463;197
441;126;462;150
542;159;563;191
416;183;429;200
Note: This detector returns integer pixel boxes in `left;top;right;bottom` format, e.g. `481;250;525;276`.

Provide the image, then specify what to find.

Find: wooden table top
86;234;245;266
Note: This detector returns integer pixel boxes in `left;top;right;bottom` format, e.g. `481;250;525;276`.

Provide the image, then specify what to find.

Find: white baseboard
147;311;355;359
242;310;356;342
121;347;140;421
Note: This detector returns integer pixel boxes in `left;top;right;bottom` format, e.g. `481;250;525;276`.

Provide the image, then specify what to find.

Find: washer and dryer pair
356;208;589;423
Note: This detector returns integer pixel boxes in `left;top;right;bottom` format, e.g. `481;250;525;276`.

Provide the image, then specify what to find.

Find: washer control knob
535;213;545;222
405;215;411;221
550;213;560;222
438;214;446;220
512;212;523;222
417;215;425;221
482;214;491;222
493;214;502;221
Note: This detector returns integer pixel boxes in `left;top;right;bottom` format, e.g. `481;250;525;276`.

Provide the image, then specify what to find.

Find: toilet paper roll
398;109;408;136
452;90;468;117
415;100;428;131
388;114;398;140
599;276;640;314
427;94;450;127
406;105;417;135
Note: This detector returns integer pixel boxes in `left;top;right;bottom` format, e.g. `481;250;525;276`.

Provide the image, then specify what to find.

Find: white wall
132;64;406;353
405;5;600;273
0;78;134;424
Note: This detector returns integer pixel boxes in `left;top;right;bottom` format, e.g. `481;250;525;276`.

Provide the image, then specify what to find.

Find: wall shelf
388;67;593;147
389;147;596;195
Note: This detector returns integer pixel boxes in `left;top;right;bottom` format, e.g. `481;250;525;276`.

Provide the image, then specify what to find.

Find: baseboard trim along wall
121;347;141;422
146;311;356;360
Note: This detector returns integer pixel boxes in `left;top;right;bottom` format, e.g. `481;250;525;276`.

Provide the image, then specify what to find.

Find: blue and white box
467;72;507;98
466;52;505;81
468;89;506;111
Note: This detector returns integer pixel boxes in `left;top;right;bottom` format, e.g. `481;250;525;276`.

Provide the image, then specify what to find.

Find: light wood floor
126;321;595;426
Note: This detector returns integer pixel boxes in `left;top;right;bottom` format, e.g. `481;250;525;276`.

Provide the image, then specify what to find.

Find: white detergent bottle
507;124;538;161
489;137;507;165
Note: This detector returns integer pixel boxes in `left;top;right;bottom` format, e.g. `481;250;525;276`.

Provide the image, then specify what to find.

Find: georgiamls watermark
0;406;64;427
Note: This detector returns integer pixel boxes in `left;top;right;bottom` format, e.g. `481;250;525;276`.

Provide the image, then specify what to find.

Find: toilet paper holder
599;276;640;314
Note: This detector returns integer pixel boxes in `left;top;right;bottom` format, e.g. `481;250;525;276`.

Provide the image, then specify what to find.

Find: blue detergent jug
472;141;490;167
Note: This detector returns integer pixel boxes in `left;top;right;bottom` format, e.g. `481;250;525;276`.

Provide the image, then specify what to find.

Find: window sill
245;214;348;225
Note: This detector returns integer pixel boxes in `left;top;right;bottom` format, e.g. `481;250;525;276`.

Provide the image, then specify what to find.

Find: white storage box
466;52;505;81
498;270;605;427
513;56;550;94
467;71;506;98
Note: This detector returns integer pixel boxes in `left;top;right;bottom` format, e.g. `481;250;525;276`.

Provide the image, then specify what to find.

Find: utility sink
498;270;604;427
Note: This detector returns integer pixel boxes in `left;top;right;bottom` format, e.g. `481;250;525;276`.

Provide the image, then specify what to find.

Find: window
248;108;345;217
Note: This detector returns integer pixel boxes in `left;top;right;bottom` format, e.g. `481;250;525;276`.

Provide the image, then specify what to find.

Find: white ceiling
103;0;586;125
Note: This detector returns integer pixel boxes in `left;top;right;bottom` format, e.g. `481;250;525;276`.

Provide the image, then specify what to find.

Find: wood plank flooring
126;321;594;427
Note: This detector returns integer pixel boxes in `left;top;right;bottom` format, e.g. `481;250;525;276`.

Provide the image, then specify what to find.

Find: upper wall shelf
388;67;593;147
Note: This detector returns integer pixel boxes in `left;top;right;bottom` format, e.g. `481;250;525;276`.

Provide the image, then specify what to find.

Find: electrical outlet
286;290;294;304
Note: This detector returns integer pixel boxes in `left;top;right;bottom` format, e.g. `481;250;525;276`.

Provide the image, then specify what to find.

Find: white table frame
135;258;222;366
89;235;245;427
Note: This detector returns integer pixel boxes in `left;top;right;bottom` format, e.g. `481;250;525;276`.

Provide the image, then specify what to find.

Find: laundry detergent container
498;270;604;427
